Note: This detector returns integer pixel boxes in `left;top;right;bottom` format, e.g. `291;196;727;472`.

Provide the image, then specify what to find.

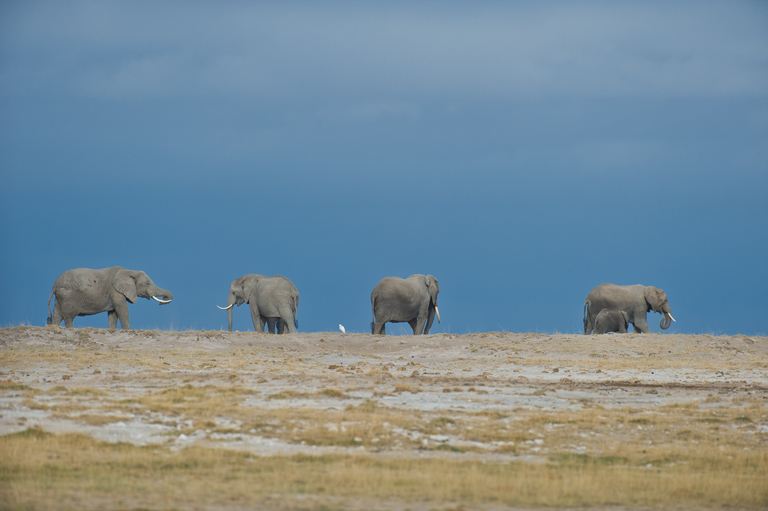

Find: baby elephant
593;309;630;334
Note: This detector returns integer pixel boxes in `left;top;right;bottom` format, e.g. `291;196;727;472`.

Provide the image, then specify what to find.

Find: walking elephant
47;267;173;330
594;309;629;334
217;274;299;333
371;274;440;335
583;283;675;334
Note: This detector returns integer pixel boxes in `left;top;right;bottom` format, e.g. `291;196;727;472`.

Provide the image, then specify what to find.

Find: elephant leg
632;318;649;333
113;300;130;330
619;322;627;334
63;315;74;328
265;317;276;334
373;321;385;335
108;311;119;330
273;305;295;333
250;305;265;332
52;307;64;327
413;312;429;335
408;319;418;335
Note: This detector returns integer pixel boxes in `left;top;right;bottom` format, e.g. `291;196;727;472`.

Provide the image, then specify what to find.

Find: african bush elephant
371;274;440;335
583;283;675;334
217;274;299;333
47;267;173;330
594;309;630;334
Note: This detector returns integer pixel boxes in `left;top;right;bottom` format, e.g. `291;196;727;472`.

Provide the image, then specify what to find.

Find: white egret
339;324;346;333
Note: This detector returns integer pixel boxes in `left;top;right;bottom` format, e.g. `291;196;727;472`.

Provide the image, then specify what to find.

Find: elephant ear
425;275;439;305
644;286;663;313
232;276;248;304
114;270;138;303
241;275;260;304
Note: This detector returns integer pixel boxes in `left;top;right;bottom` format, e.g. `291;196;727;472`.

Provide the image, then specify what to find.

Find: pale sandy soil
1;326;767;510
2;327;766;454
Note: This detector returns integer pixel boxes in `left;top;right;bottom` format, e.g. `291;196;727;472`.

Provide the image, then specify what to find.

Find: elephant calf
593;309;629;334
47;267;173;330
371;274;440;335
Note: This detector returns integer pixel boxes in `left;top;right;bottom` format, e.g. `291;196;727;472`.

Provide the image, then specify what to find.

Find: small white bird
339;324;346;334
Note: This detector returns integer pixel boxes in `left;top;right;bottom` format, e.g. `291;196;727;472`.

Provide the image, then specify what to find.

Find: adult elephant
47;267;173;330
371;274;440;335
217;274;299;333
583;283;675;334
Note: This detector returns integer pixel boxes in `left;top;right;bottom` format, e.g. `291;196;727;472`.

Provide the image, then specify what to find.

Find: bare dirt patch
1;326;766;510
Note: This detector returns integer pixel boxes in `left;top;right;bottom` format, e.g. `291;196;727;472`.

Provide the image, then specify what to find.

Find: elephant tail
583;300;590;334
47;288;54;325
293;293;299;330
371;295;376;334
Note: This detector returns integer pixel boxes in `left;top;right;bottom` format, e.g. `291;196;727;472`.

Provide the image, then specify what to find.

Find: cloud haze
1;1;766;335
3;2;767;100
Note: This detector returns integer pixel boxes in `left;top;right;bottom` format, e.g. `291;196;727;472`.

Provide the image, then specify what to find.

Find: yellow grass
2;327;767;509
1;428;766;510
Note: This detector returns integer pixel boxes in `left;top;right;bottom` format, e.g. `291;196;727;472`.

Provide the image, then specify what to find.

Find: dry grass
1;428;766;510
2;327;767;509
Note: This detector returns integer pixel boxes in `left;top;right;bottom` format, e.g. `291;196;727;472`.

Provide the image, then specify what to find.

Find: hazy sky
1;1;767;335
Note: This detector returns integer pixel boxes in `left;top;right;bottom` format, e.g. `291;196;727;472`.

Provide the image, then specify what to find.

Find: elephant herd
46;267;674;335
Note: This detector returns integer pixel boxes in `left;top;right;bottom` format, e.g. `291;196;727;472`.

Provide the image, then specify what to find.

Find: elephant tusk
152;296;172;304
669;314;676;322
435;306;441;324
217;304;234;310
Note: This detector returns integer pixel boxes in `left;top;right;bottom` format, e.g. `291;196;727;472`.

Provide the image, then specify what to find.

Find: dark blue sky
1;2;767;335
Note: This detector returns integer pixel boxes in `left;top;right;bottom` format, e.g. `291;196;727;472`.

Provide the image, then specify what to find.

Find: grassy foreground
2;427;767;510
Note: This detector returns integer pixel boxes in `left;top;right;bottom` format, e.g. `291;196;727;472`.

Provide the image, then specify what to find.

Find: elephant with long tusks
218;274;299;333
47;267;173;330
371;274;440;335
583;283;675;334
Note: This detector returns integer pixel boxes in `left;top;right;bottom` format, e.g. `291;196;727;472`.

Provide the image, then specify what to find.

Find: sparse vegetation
1;326;766;510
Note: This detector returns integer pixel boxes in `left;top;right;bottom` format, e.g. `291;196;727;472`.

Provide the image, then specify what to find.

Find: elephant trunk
150;287;173;304
424;306;436;334
227;295;236;332
216;295;237;332
660;312;673;330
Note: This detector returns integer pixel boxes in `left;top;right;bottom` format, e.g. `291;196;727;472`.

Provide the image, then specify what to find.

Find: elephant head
218;275;257;332
644;286;675;329
113;270;173;305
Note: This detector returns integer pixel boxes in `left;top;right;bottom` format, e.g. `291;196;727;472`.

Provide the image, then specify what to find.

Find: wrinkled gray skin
221;275;299;333
371;274;440;335
584;283;674;334
593;309;630;334
47;267;173;330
